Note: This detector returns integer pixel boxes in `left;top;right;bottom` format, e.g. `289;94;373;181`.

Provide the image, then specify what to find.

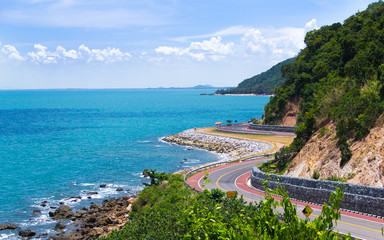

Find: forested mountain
264;1;384;184
216;58;294;95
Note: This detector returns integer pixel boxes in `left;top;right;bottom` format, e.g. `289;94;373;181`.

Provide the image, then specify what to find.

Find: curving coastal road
216;123;296;137
186;125;384;240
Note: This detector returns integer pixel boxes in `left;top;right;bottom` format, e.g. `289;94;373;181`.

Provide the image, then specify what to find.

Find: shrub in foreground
102;172;351;240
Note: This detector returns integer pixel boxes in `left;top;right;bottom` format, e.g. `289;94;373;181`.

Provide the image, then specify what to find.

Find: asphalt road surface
216;123;296;137
187;158;384;240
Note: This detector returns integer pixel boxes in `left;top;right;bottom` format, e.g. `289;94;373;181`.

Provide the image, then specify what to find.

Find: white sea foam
185;159;200;163
0;233;16;240
21;212;54;227
132;172;142;177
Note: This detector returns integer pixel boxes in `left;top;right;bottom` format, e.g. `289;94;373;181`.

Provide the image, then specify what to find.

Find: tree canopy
216;58;294;95
264;1;384;166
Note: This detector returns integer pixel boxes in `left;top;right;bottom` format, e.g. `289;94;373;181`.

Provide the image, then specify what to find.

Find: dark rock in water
41;203;47;207
49;206;75;220
32;209;41;215
19;229;36;237
0;223;20;230
184;158;188;161
142;169;150;178
87;192;98;195
42;200;48;204
87;196;92;199
54;222;66;231
100;184;107;188
47;195;139;240
116;188;124;191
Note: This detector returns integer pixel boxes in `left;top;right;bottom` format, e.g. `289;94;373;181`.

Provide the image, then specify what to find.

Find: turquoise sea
0;89;269;239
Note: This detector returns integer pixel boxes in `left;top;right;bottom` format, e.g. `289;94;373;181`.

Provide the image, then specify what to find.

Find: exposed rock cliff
276;99;298;127
285;116;384;187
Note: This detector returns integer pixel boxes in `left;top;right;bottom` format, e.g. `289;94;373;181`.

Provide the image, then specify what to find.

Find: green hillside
264;1;384;168
216;58;294;95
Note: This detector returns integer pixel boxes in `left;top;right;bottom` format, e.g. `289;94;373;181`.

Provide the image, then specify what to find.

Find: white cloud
172;25;252;42
155;46;181;55
27;44;56;64
0;19;317;66
1;44;25;61
89;47;132;63
305;19;319;32
156;19;318;64
156;37;235;61
22;44;131;64
190;37;235;55
56;46;79;59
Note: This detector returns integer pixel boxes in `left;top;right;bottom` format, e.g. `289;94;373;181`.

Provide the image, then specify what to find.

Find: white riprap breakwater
163;129;273;161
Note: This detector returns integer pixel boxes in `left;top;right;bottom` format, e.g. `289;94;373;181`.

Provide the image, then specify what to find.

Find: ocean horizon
0;89;268;239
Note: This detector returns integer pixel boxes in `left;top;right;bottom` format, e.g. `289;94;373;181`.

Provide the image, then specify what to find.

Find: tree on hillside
263;1;384;168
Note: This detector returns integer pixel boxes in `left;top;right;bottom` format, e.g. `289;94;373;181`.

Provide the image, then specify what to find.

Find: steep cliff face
285;116;384;187
275;99;299;127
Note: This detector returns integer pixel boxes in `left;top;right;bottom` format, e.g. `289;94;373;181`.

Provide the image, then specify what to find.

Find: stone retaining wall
251;167;384;217
248;124;297;132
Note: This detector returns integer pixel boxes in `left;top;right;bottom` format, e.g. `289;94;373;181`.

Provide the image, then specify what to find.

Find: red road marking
187;158;384;223
186;158;269;191
235;171;384;223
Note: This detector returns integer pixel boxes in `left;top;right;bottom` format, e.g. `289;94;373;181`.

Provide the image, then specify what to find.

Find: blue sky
0;0;377;89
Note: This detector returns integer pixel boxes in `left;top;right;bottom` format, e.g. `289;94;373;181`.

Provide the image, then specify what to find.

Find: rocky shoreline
46;196;138;240
163;129;272;161
1;129;272;240
1;195;138;240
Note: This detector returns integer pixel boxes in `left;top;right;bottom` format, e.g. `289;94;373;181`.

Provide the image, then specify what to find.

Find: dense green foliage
142;168;169;186
216;58;294;95
102;172;351;239
264;1;384;167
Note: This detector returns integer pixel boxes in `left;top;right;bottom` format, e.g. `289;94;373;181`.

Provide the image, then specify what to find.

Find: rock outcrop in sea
48;196;138;240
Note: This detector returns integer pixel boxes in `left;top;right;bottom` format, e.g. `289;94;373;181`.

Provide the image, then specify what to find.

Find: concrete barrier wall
249;124;297;132
251;167;384;217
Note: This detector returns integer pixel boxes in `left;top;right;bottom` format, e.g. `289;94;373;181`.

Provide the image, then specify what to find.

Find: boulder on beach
32;209;41;215
19;229;36;237
0;223;20;231
54;222;66;231
49;206;75;220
